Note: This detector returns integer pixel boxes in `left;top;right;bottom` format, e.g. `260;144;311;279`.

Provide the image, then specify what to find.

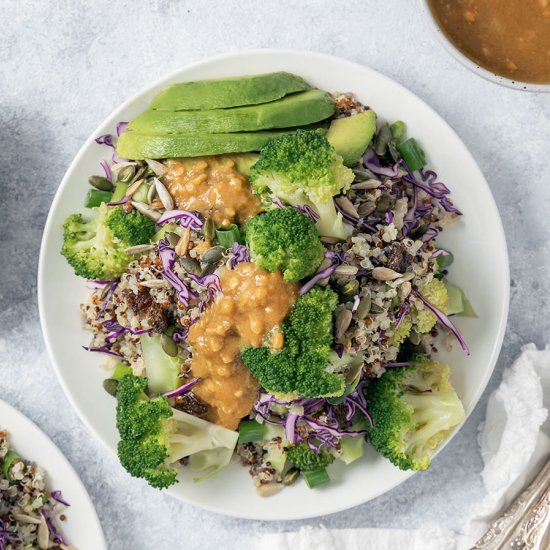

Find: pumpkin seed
372;267;402;281
335;309;353;339
375;195;395;214
356;293;372;317
88;175;113;191
203;217;215;241
130;166;146;185
256;482;283;497
374;123;392;156
166;232;180;247
283;468;300;486
124;243;154;255
154;177;175;210
341;279;359;297
147;181;158;203
409;331;421;345
370;303;384;314
117;164;135;183
334;265;358;277
334;196;359;218
161;333;178;357
200;261;217;277
201;246;224;264
99;283;111;300
102;378;119;397
131;201;161;221
180;257;201;276
145;158;167;177
357;201;377;217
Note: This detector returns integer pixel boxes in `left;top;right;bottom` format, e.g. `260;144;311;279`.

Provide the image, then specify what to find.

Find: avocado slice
326;110;377;167
117;125;328;160
150;72;311;111
128;90;335;135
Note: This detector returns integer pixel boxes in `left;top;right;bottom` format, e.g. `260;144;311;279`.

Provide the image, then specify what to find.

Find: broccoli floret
116;373;238;489
365;359;465;471
413;278;448;334
61;203;155;280
106;207;156;247
245;207;325;282
287;442;334;471
242;287;345;398
249;130;355;239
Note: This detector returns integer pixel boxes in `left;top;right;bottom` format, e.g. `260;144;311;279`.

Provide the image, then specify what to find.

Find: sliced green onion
238;420;267;444
132;182;150;204
436;251;454;269
2;451;21;479
302;467;330;489
397;138;426;172
85;188;112;208
111;363;133;381
390;120;405;140
111;181;129;202
216;224;243;248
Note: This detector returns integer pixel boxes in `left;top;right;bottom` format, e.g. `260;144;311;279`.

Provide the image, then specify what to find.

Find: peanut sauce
163;156;261;228
188;263;298;430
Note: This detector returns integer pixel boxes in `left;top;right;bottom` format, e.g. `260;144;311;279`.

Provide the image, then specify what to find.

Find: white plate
38;49;509;520
0;400;106;548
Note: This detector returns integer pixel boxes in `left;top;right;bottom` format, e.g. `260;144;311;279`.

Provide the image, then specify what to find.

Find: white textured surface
0;1;549;548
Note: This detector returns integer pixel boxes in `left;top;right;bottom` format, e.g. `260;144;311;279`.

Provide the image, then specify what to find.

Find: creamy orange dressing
163;157;261;228
188;263;298;430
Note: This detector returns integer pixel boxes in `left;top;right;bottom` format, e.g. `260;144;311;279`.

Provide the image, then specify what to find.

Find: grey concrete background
1;1;549;548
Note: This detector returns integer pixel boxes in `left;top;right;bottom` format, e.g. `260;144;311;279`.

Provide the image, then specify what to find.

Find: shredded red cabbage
164;378;201;398
107;195;130;206
414;291;470;354
299;251;345;295
116;121;128;136
187;273;222;299
158;239;196;306
333;196;359;226
100;159;112;181
95;281;117;320
0;519;20;547
41;510;68;546
295;204;320;222
51;490;70;507
395;303;410;330
352;295;361;314
95;134;114;148
82;345;124;359
157;209;203;230
230;242;250;269
285;413;298;444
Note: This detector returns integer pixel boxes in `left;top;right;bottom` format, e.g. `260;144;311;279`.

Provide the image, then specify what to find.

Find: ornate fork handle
472;458;550;550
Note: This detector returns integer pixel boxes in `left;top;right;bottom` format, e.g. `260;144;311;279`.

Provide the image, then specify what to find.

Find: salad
0;430;72;549
60;71;473;494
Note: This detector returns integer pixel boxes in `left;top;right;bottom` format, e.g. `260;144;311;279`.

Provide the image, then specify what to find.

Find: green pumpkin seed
201;246;224;264
161;333;178;357
102;378;119;397
99;283;111;300
283;468;300;486
203;217;215;241
370;303;384;314
88;175;113;191
166;232;180;248
409;331;421;345
179;257;201;276
375;195;395;214
356;293;372;317
117;165;135;183
200;261;217;277
341;279;359;297
374;124;392;156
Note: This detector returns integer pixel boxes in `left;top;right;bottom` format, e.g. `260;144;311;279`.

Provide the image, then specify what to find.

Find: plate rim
38;48;510;520
0;399;107;548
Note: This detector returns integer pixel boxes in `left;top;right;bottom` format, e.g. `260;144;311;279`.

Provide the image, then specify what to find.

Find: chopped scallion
397;138;426;172
85;188;112;208
302;467;330;489
216;224;243;248
238;420;267;444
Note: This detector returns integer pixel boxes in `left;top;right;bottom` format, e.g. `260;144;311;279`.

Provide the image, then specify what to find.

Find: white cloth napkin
258;344;550;550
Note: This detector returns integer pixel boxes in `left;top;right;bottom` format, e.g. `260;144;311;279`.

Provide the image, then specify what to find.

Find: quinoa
0;430;74;550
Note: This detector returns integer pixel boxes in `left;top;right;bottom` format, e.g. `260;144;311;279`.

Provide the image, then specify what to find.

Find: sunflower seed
372;267;401;281
335;309;353;339
203;217;215;241
147;182;158;204
154;177;174;210
282;468;300;486
399;281;412;300
88;175;113;191
125;243;155;255
102;378;119;397
125;178;144;197
131;201;161;221
117;164;135;183
201;245;224;264
394;271;415;285
175;227;191;257
145;158;167;177
12;513;42;524
334;196;359;218
334;265;358;276
351;179;381;190
180;257;201;276
357;201;377;217
256;482;283;497
140;279;168;289
161;333;178;357
149;198;164;210
320;236;341;244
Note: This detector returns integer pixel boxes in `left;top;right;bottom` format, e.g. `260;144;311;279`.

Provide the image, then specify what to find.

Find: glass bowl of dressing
421;0;550;92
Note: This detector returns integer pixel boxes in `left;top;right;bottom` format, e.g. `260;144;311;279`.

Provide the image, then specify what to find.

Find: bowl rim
37;48;510;520
420;0;550;93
